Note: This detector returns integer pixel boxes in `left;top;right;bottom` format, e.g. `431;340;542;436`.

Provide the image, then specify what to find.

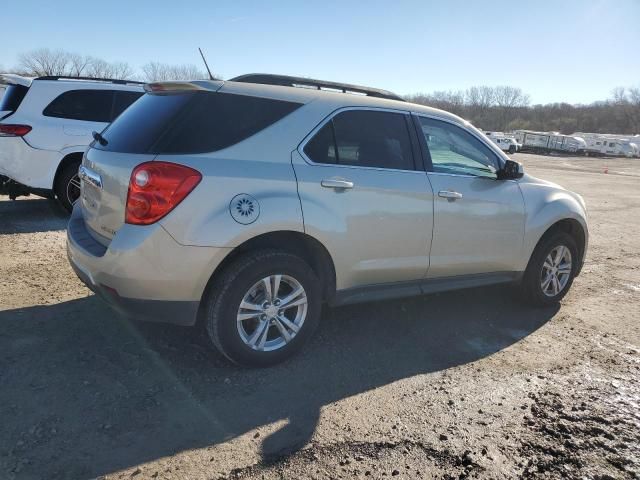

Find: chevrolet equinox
67;74;588;366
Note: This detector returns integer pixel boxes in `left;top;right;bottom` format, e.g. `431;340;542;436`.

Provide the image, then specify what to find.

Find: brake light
0;124;32;137
125;162;201;225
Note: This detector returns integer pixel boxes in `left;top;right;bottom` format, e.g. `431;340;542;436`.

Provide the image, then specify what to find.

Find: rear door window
96;91;303;154
303;110;415;171
303;122;337;164
43;89;114;122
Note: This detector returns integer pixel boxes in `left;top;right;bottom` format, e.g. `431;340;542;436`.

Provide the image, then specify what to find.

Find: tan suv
67;74;588;366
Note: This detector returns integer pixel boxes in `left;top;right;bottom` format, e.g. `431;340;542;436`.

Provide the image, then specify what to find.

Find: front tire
204;250;322;367
54;161;81;213
520;231;578;306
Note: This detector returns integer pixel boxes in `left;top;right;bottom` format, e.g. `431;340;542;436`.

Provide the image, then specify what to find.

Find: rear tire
204;250;322;367
54;161;81;213
520;231;578;306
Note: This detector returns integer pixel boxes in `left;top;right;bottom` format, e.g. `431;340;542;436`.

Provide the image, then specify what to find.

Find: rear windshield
95;91;303;154
0;84;29;113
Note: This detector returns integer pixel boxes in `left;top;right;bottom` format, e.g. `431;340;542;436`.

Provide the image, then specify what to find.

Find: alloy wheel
236;274;308;352
67;173;81;206
540;245;572;297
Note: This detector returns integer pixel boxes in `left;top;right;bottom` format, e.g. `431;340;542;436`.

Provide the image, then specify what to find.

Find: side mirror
498;159;524;180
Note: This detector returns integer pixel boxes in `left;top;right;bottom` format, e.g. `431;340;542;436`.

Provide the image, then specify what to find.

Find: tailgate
80;147;156;246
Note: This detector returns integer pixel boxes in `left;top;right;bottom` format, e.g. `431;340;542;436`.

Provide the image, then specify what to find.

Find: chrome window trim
427;171;477;179
427;170;517;183
297;106;423;174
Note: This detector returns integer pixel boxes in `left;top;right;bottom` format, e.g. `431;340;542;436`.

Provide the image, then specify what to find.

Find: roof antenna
198;47;214;80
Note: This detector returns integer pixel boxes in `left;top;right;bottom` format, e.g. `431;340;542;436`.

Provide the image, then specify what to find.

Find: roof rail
35;76;145;85
229;73;405;102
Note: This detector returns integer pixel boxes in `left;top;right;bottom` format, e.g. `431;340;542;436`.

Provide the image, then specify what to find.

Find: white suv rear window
42;89;142;122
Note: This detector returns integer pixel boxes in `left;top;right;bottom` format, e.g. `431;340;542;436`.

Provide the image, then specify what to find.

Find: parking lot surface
1;153;638;479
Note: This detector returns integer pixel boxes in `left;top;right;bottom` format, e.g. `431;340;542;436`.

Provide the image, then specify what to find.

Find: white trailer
574;132;640;158
601;139;638;158
514;130;586;154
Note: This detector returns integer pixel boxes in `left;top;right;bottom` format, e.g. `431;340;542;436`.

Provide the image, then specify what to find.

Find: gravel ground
0;153;638;480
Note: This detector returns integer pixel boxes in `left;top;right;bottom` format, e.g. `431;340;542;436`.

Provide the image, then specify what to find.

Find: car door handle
438;190;463;200
321;179;354;190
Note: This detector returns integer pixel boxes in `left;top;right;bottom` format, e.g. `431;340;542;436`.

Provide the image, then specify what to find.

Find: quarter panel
0;137;61;188
159;155;305;247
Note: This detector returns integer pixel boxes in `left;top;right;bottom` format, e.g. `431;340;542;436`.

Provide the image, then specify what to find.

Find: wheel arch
198;230;337;324
528;218;587;275
52;151;83;190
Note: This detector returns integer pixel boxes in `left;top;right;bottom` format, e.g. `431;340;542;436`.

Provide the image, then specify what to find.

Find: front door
415;115;526;278
293;108;434;290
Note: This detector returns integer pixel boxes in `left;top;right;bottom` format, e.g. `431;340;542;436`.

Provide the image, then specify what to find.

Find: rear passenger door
292;108;434;291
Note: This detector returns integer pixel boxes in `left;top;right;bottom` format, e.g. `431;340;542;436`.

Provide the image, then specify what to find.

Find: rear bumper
67;205;230;326
69;258;199;326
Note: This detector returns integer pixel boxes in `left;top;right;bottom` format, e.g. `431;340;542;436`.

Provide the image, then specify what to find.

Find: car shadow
0;197;68;234
0;286;558;479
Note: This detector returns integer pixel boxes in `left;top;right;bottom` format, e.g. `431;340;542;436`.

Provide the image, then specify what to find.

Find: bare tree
611;86;640;133
493;86;530;108
465;86;495;110
492;86;530;129
13;48;214;83
465;86;496;127
17;48;134;80
141;62;214;82
69;53;92;77
407;84;639;134
85;59;134;80
18;48;73;76
406;90;465;116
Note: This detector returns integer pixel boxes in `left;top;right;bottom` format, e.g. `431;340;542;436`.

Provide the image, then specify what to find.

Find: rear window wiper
92;131;108;146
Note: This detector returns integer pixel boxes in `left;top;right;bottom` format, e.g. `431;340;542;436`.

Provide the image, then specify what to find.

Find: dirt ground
0;153;638;480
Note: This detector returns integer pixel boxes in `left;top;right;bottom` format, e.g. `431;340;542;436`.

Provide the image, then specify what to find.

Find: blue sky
2;0;638;104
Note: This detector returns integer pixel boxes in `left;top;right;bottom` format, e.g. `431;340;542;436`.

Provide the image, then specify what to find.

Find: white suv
0;75;143;211
486;133;520;154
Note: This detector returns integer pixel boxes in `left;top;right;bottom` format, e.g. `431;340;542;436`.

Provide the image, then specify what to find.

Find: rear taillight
0;124;32;137
125;162;201;225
